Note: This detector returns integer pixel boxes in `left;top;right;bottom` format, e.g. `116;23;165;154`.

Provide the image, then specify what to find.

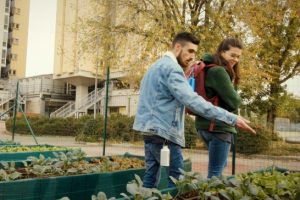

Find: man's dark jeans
143;135;183;188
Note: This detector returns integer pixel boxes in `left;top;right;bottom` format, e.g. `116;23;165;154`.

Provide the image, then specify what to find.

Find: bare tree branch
280;60;300;83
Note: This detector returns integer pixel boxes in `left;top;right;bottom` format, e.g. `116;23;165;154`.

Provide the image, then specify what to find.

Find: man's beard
177;51;191;71
177;50;187;69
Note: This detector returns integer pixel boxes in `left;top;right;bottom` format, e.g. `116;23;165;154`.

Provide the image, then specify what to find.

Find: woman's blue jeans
198;130;231;178
143;137;183;188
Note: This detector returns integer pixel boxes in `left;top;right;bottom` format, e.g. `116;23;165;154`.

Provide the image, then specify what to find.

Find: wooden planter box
0;156;192;200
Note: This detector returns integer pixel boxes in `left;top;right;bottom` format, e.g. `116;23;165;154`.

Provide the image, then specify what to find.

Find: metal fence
94;86;300;177
3;75;299;179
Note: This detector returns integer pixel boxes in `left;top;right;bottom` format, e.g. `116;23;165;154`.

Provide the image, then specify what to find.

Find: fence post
102;66;110;156
232;133;237;175
12;81;19;141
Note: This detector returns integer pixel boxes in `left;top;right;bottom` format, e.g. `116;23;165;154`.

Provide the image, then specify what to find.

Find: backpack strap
208;96;219;131
186;62;220;131
197;63;217;99
194;63;219;132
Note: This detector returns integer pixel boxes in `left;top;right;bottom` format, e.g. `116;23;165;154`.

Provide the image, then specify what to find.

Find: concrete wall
19;74;66;95
25;96;45;115
274;117;300;132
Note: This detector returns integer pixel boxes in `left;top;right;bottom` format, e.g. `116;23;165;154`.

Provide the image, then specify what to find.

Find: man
133;32;255;188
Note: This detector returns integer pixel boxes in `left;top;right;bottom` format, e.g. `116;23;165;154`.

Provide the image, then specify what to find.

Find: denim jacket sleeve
166;65;237;126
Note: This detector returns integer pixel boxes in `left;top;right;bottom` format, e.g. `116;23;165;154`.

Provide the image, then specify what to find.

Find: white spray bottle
160;145;170;166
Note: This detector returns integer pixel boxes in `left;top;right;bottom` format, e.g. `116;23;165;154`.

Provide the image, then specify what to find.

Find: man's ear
173;43;182;56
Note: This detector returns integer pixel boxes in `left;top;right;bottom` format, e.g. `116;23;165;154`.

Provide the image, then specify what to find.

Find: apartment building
53;0;140;118
0;0;11;88
1;0;29;82
0;0;30;114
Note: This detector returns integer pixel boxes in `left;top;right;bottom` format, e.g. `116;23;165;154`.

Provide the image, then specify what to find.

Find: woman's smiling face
221;46;242;67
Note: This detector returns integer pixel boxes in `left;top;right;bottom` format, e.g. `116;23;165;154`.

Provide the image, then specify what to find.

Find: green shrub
236;123;272;154
184;116;197;148
5;116;86;136
5;114;197;148
75;116;103;142
75;114;143;143
271;131;283;141
106;113;143;142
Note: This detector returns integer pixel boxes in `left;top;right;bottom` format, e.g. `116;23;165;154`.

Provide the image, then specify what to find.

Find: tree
236;0;300;129
276;93;300;122
78;0;250;86
77;0;300;129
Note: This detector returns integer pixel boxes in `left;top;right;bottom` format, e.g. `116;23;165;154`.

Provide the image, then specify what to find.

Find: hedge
6;114;278;154
5;116;83;136
5;114;198;147
236;123;277;154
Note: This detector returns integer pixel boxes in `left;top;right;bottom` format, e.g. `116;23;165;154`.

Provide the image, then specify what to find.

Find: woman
195;38;243;178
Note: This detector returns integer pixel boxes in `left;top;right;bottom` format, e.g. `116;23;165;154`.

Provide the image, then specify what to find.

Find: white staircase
50;88;105;118
0;92;14;107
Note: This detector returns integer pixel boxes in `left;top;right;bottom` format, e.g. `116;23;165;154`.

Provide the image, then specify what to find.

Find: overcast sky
25;0;57;77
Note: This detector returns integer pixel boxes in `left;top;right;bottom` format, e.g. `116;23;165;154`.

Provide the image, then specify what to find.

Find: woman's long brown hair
212;38;243;85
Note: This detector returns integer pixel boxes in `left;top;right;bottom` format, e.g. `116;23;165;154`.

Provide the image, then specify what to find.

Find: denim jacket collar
163;51;178;64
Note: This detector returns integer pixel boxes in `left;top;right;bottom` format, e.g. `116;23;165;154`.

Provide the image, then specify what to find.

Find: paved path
0;121;299;177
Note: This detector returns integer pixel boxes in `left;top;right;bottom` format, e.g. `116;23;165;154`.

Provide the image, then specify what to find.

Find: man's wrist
227;111;237;126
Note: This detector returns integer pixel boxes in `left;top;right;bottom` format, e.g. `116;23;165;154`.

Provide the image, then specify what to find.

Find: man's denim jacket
133;52;237;147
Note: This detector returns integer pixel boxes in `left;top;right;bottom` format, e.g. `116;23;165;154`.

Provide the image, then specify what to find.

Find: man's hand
236;116;256;134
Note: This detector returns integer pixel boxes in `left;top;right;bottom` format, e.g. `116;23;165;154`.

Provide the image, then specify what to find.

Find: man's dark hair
172;32;200;47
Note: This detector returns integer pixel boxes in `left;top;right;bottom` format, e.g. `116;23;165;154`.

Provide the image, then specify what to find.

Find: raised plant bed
110;167;300;200
0;140;20;146
0;152;192;200
0;145;73;161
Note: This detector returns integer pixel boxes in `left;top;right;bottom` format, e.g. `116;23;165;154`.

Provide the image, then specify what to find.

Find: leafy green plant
238;169;300;199
0;162;22;181
92;192;116;200
0;145;70;153
170;168;300;200
170;169;203;197
58;169;300;200
0;140;20;145
0;150;144;182
58;197;70;200
120;174;172;200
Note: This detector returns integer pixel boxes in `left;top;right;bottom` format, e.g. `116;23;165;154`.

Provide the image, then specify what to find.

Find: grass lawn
263;140;300;156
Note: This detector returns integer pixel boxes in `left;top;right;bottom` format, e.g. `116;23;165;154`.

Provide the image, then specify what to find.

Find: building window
12;8;21;15
110;107;119;114
2;32;8;47
13;70;16;75
12;38;19;45
11;54;17;61
12;23;20;30
5;0;10;13
1;50;6;64
1;50;6;59
109;106;126;115
4;16;9;30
